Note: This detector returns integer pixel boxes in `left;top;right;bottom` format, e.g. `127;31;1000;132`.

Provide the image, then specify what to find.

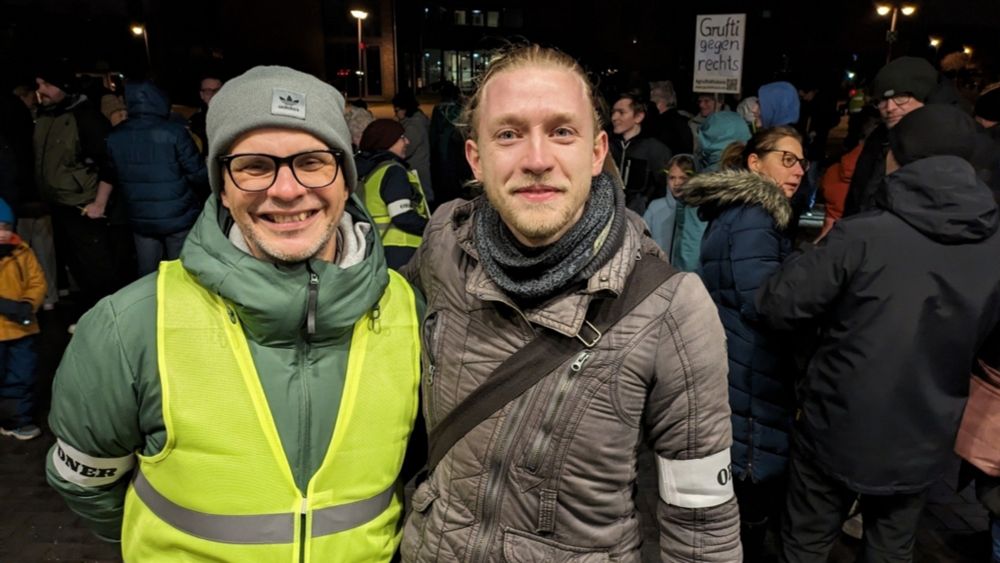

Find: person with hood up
106;81;207;276
0;198;47;441
755;104;1000;562
672;111;750;272
677;126;806;561
757;81;800;128
356;118;430;269
46;66;422;559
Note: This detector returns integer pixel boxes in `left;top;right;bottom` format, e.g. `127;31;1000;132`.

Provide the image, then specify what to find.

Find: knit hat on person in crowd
35;59;77;94
206;65;356;193
975;86;1000;123
0;198;15;226
359;119;406;152
889;105;978;166
872;56;939;102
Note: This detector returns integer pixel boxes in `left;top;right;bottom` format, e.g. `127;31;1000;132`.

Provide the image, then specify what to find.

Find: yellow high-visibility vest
122;260;420;562
361;161;429;249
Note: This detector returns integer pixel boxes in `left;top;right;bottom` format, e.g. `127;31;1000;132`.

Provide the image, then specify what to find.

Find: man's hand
81;202;107;219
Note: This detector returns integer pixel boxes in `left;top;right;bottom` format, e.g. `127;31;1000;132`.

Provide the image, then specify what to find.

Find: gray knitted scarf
474;172;626;301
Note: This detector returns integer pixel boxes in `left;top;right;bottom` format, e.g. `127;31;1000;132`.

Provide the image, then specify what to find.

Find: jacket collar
180;195;389;347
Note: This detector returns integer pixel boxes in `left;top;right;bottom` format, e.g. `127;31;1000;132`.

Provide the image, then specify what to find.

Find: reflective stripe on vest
122;261;420;561
132;470;395;543
360;160;428;249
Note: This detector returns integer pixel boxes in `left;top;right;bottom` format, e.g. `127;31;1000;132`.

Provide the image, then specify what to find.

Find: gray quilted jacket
400;197;741;562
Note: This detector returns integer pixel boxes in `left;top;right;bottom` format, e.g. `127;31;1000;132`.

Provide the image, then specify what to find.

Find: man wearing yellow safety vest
356;118;430;269
45;66;423;562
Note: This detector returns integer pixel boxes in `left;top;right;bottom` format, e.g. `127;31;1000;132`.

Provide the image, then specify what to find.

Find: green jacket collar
179;195;388;347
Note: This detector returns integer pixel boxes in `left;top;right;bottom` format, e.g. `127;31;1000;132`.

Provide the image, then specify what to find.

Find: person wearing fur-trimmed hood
677;125;806;562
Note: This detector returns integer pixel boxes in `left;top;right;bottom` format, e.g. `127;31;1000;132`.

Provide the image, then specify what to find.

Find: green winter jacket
45;195;420;541
33;95;110;206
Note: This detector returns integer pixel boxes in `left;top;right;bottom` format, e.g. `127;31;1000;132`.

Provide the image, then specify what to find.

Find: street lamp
929;36;941;49
350;9;368;98
876;3;917;63
131;23;152;71
963;45;974;56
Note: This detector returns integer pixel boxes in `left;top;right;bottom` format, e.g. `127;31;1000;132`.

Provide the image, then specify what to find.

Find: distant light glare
350;10;368;19
964;46;973;56
876;5;892;16
131;25;144;36
929;37;941;47
900;5;916;16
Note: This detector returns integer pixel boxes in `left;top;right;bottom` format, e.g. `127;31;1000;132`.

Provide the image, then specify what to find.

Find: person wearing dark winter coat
679;126;806;562
106;81;207;276
843;56;938;217
756;105;1000;563
608;91;672;215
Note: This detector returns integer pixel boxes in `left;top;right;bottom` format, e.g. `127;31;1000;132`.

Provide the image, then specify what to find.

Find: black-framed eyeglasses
761;150;809;171
217;149;344;192
874;93;913;109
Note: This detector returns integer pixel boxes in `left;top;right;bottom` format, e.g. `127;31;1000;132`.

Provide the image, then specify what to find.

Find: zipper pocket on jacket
422;312;445;429
523;351;592;473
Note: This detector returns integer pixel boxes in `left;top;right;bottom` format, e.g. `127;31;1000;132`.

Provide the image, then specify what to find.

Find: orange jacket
0;236;47;341
818;143;864;239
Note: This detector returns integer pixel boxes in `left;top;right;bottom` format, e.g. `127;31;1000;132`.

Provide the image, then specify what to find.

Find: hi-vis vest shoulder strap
122;261;420;562
361;160;429;249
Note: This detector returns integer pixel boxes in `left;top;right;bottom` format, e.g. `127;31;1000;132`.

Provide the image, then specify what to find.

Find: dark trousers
0;336;38;427
50;204;118;315
780;442;929;563
134;229;189;277
736;476;786;562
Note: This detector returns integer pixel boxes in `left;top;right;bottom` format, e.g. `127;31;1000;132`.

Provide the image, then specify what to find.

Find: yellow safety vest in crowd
361;161;429;249
121;261;420;562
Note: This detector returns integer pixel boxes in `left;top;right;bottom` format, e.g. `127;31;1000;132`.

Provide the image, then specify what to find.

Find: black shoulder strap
427;256;677;473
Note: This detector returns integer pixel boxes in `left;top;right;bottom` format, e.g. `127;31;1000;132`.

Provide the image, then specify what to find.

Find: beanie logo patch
271;88;306;120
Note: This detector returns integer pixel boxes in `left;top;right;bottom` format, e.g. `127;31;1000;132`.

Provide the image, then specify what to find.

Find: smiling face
748;135;806;198
611;97;644;137
220;128;348;263
465;65;608;248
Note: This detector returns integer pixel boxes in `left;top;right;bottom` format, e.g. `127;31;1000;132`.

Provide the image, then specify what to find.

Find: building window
454;10;466;25
471;9;484;26
486;11;499;27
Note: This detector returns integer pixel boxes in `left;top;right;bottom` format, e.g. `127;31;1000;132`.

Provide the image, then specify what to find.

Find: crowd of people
0;42;999;563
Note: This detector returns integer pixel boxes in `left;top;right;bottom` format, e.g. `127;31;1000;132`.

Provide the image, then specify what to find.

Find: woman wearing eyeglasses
676;125;806;562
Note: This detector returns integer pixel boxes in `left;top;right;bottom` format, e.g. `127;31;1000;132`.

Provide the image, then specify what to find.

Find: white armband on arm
656;449;734;508
387;199;414;218
52;438;135;487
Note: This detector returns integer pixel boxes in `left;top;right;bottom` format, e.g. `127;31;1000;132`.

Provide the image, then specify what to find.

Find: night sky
2;0;997;106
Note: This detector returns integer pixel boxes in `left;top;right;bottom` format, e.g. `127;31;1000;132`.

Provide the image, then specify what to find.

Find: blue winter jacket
758;81;800;128
679;169;795;482
106;82;206;236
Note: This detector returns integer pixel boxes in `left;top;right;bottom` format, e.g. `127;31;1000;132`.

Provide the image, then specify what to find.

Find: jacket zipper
469;390;532;563
524;351;592;473
747;417;754;477
423;313;444;429
298;267;316;561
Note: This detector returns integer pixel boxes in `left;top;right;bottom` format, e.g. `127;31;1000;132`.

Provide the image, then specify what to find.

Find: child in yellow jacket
0;198;47;440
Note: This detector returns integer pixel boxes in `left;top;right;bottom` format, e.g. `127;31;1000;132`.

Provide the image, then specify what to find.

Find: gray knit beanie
206;66;356;194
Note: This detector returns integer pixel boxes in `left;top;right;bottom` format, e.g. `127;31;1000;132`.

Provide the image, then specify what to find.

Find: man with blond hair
400;44;740;562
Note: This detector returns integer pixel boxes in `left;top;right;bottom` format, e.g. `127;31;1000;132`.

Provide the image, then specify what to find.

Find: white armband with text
656;449;734;508
387;199;414;218
52;438;135;488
